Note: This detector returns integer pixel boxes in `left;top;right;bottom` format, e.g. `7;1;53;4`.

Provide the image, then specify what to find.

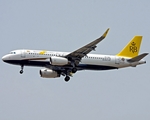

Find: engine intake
40;69;60;78
50;56;69;66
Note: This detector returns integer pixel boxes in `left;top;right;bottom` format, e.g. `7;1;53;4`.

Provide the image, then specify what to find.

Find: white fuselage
2;49;146;70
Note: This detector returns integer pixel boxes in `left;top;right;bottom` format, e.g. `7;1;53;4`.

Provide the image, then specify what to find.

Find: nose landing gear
20;65;24;74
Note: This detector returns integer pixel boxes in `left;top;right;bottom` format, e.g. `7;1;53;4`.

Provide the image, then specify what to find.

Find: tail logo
130;42;137;53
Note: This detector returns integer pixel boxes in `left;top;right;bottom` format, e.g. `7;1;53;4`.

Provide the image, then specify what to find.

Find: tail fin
117;36;142;58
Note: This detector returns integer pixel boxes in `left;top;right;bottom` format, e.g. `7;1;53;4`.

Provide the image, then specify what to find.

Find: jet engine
50;56;69;66
40;69;60;78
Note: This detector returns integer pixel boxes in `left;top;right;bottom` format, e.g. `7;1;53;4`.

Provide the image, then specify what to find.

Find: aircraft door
21;50;26;58
115;57;121;64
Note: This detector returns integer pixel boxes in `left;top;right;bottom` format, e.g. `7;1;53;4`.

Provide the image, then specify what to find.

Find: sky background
0;0;150;120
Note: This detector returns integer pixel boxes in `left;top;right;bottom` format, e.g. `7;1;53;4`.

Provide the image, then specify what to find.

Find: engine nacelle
50;56;69;66
40;69;60;78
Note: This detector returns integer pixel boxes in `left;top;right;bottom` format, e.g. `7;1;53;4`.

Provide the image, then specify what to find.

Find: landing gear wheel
72;68;77;73
20;70;23;74
64;76;70;82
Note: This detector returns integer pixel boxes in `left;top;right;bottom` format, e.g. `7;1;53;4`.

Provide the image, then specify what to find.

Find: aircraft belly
77;64;117;70
4;59;49;67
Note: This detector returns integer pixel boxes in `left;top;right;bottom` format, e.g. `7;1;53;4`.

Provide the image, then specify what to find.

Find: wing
65;28;110;63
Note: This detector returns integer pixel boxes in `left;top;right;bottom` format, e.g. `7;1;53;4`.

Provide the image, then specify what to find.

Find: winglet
102;28;110;38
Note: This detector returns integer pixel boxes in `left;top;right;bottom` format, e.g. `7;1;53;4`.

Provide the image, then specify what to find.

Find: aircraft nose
2;55;6;61
2;55;10;62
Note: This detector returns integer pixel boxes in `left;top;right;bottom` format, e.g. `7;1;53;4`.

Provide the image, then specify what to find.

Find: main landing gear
20;65;24;74
64;76;70;82
64;67;77;82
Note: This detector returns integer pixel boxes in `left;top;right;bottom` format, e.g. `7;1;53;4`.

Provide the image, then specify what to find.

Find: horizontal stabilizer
127;53;148;62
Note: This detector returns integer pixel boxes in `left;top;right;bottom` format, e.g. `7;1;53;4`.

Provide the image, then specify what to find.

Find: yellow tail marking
39;50;46;55
117;36;142;58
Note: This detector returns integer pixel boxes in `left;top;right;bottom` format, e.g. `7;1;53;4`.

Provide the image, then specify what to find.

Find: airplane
2;28;148;82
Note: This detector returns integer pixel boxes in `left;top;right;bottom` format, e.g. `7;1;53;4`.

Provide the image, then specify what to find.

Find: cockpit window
10;52;16;54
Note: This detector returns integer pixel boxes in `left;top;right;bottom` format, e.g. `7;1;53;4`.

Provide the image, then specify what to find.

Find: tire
72;68;77;73
64;76;70;82
20;70;23;74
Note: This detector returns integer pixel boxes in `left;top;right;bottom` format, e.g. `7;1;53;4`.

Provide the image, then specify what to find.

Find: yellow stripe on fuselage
39;50;46;55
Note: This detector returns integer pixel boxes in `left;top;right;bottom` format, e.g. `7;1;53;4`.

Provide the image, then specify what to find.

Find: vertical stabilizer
117;36;142;58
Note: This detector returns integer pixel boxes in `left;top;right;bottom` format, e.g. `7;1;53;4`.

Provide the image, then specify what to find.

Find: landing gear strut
20;65;24;74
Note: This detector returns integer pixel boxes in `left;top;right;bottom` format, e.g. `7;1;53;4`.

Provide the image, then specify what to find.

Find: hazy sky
0;0;150;120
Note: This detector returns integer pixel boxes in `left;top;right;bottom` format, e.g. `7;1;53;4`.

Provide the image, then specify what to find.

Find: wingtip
102;28;110;38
